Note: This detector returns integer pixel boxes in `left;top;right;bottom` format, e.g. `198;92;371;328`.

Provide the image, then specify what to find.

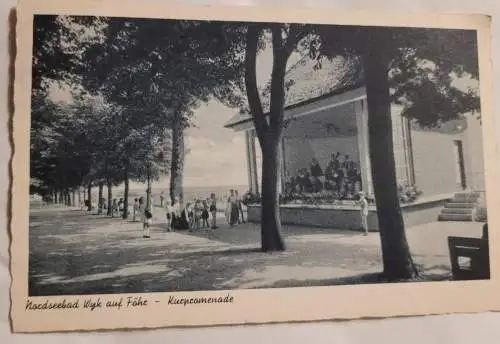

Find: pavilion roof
224;56;363;129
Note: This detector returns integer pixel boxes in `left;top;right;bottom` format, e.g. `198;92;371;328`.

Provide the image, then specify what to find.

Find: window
392;112;414;187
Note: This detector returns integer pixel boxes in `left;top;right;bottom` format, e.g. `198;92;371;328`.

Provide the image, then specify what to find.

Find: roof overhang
224;86;367;132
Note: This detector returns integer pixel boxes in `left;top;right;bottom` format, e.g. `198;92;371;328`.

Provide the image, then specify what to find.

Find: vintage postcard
11;0;499;333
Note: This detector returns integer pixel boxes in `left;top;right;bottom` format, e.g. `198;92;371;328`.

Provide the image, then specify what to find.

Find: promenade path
28;206;483;296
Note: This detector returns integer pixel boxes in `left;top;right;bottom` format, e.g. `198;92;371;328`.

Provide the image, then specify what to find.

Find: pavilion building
224;57;486;230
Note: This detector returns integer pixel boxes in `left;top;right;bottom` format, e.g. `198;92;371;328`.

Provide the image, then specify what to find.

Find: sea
29;184;249;210
97;185;249;205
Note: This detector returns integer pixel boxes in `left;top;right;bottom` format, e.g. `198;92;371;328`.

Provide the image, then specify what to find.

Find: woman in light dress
138;197;151;238
133;198;139;222
164;198;172;232
225;190;232;224
209;193;218;229
228;189;239;227
170;197;181;230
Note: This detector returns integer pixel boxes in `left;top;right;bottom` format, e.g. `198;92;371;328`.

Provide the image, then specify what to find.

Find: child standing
138;197;145;234
139;197;151;238
164;198;172;232
144;208;153;238
185;202;194;229
118;198;124;215
170;197;181;230
193;200;203;231
235;190;245;224
358;191;369;236
201;199;210;229
133;198;139;222
112;199;118;218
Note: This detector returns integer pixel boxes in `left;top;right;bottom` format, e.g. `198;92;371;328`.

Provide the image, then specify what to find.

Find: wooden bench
448;236;490;280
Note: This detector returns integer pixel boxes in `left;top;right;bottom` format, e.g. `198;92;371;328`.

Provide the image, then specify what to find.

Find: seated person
324;179;336;191
296;169;312;193
325;153;340;179
310;158;324;179
310;175;324;193
284;181;294;196
334;168;344;193
294;183;303;194
174;205;191;230
342;154;354;173
286;175;296;191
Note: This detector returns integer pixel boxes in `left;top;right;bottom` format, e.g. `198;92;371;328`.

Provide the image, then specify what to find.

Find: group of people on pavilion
284;152;363;200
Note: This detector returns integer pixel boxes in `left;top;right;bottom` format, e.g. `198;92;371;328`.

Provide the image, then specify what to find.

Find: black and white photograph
10;0;498;333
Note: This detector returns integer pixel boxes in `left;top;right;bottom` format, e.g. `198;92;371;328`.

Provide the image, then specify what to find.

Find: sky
155;47;303;189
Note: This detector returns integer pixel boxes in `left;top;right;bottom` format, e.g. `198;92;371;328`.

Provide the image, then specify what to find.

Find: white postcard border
10;0;500;333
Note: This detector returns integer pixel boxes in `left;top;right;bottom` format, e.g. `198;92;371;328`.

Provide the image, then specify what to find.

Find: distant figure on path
358;191;369;236
98;198;104;215
160;192;165;208
133;198;139;222
225;191;232;224
112;199;118;218
210;193;218;229
118;198;124;216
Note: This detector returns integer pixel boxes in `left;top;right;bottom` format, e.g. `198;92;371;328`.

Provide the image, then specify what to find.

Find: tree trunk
72;189;76;207
260;136;286;252
67;189;72;206
54;190;58;204
244;24;290;252
170;117;185;207
87;183;92;211
107;181;113;216
59;190;64;204
78;189;81;207
98;182;104;214
123;173;129;219
363;48;418;280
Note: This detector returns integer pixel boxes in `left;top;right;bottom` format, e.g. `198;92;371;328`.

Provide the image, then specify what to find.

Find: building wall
246;198;449;230
461;115;485;191
410;129;462;197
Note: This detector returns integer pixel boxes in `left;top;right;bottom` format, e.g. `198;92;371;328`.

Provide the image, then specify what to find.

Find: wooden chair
448;236;490;280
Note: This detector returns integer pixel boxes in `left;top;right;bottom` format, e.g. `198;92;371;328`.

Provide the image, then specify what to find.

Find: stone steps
438;213;474;222
444;202;477;209
441;208;474;215
438;191;480;222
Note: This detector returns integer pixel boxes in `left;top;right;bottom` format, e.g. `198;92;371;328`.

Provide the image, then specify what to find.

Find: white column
246;130;259;195
278;137;286;194
354;98;374;196
245;130;254;193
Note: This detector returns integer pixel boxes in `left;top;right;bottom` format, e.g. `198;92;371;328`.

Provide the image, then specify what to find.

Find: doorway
453;140;467;190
